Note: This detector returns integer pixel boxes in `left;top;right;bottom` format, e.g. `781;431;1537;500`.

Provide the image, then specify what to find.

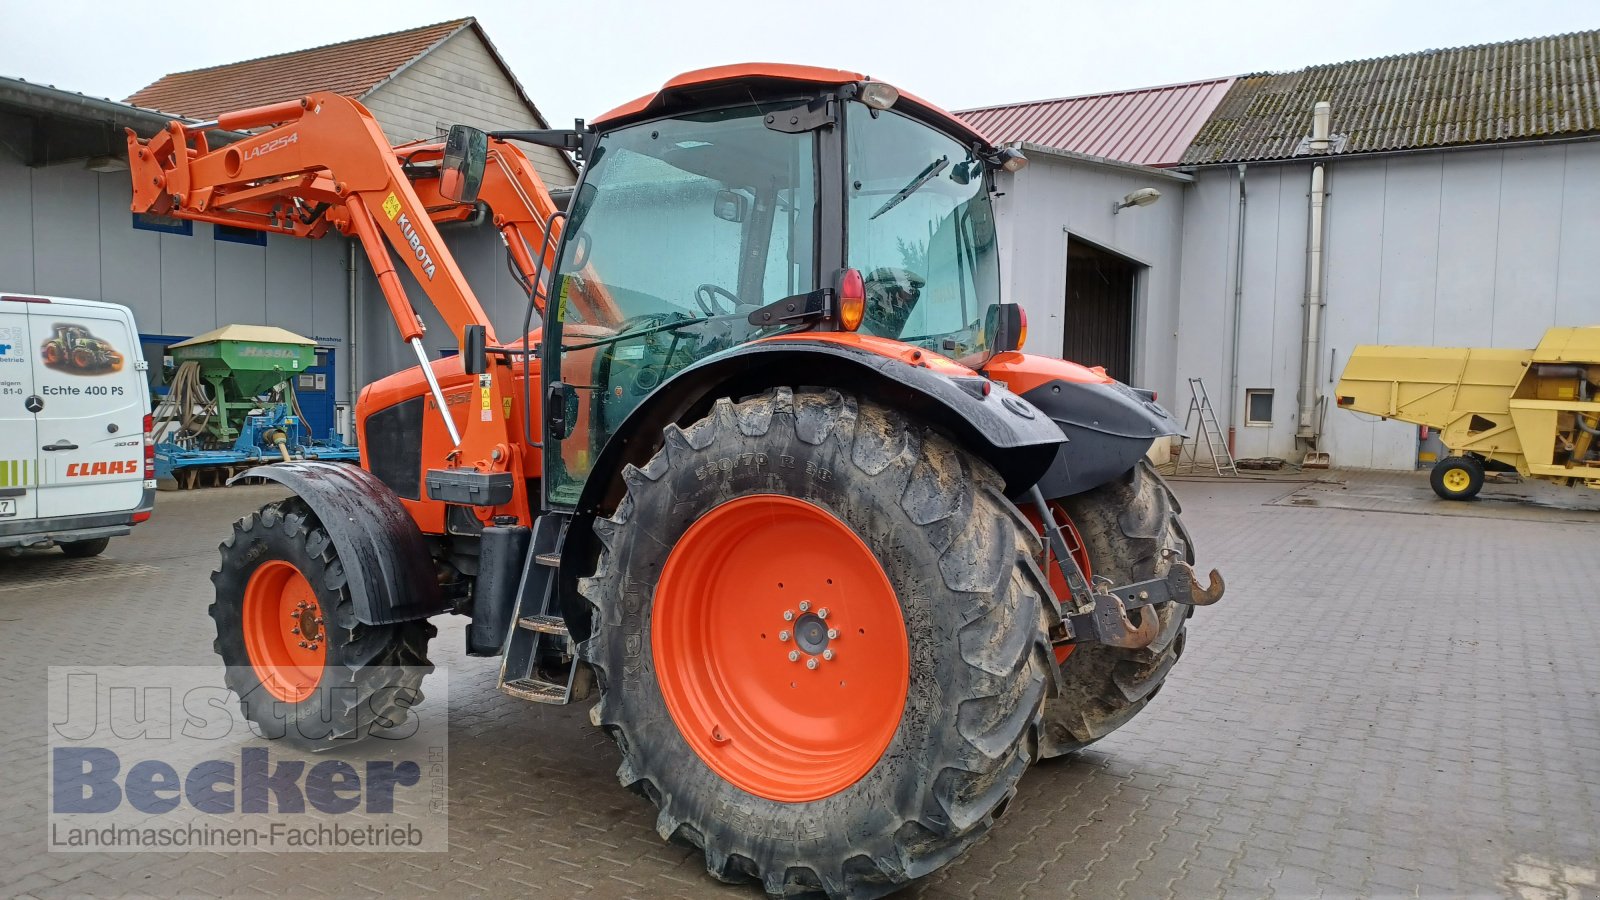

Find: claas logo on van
67;461;139;477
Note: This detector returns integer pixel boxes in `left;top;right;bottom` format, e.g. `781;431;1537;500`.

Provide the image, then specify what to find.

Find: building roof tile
1182;29;1600;164
124;19;471;119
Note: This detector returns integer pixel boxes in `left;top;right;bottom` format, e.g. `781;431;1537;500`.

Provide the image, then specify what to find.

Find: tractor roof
592;63;994;150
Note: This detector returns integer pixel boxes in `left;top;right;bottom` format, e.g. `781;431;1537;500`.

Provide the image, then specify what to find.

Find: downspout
347;239;360;441
1228;163;1247;455
1297;100;1332;445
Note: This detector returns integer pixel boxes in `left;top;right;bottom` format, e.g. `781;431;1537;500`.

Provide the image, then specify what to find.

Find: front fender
985;352;1181;497
575;337;1068;516
230;461;445;625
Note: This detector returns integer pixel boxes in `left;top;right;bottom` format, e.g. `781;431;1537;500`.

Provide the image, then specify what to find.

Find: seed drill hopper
155;325;358;487
1336;326;1600;499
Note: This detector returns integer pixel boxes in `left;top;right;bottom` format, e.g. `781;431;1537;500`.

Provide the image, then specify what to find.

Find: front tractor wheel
210;498;435;749
581;388;1052;898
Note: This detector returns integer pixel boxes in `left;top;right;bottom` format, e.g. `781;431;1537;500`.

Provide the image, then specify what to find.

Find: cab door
29;302;145;519
0;300;38;521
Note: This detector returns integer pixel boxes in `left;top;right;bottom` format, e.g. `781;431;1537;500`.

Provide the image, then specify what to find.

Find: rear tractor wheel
581;388;1052;898
1033;461;1194;758
210;497;435;748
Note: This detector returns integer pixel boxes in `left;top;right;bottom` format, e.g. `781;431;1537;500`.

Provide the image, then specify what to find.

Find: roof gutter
1014;141;1194;182
0;76;248;142
1175;131;1600;171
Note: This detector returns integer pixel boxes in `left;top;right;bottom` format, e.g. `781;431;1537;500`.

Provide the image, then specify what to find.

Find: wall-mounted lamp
1113;187;1162;214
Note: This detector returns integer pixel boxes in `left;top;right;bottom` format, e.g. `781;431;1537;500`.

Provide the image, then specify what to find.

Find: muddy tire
60;537;110;558
1037;460;1193;758
210;497;435;749
580;388;1052;899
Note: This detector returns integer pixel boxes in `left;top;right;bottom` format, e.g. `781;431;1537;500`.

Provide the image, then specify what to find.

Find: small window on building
215;224;267;246
131;212;193;236
1245;389;1274;426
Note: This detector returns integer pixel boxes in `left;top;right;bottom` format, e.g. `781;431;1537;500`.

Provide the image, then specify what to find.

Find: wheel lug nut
779;631;790;641
799;601;811;612
788;650;799;662
298;641;308;648
823;649;834;661
817;608;828;619
291;627;300;635
314;617;323;624
827;628;838;640
806;658;818;669
783;610;794;621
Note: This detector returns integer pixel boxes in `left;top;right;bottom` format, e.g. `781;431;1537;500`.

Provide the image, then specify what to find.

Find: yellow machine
1336;327;1600;500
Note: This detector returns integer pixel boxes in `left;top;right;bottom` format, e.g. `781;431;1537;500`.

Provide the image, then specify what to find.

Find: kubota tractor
128;66;1225;898
41;322;123;371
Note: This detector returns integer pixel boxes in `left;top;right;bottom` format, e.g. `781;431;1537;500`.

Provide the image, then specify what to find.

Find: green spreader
170;325;316;441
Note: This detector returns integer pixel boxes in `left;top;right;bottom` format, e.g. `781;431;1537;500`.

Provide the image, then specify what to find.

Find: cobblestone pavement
1;471;1596;898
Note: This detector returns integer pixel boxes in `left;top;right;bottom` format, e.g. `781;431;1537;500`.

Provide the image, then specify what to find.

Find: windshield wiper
871;156;949;220
562;315;717;353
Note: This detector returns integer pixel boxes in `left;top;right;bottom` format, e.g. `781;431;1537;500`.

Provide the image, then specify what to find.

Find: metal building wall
0;156;351;398
1175;140;1600;469
997;151;1188;398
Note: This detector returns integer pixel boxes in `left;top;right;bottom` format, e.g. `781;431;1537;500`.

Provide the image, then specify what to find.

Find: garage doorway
1063;236;1142;383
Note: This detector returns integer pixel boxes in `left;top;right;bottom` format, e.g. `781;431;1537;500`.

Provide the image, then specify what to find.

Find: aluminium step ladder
1176;378;1238;476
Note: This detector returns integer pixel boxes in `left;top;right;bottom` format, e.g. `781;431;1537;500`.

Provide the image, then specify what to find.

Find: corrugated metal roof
958;78;1234;167
1182;29;1600;165
125;19;472;119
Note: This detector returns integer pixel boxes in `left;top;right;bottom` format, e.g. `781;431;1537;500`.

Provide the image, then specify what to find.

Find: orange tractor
128;65;1224;898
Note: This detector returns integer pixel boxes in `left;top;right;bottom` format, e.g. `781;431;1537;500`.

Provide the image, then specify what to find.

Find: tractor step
498;512;591;707
517;614;569;637
501;676;570;704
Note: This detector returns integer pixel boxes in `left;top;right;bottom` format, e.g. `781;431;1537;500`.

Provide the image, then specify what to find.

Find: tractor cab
532;66;1026;502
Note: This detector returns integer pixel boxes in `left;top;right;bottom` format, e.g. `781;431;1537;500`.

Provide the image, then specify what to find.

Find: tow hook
1069;592;1160;648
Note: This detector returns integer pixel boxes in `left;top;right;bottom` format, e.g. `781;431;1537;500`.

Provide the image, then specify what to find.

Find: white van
0;294;154;557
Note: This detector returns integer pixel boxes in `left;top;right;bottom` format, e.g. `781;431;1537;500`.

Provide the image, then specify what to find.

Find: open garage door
1063;236;1141;383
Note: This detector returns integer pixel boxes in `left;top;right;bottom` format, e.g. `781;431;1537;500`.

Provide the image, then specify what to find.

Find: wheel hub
652;494;908;803
242;560;327;703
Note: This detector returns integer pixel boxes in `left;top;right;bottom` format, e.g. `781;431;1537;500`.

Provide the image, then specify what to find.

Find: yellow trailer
1335;327;1600;500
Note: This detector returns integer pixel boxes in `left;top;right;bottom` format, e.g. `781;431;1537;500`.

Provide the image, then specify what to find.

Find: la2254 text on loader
127;65;1226;898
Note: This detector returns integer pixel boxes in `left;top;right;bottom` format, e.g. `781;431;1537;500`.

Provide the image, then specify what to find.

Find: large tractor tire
210;497;435;749
1034;461;1193;758
581;388;1052;899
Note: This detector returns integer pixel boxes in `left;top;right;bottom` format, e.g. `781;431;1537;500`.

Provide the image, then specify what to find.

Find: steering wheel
694;283;740;316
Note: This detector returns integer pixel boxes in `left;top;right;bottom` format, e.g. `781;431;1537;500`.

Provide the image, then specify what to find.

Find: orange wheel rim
653;494;908;803
1023;501;1091;665
242;560;326;703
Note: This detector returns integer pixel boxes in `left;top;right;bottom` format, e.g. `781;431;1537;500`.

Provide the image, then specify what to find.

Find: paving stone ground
1;471;1596;899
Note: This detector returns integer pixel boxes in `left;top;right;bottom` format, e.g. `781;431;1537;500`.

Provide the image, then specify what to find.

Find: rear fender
230;461;445;625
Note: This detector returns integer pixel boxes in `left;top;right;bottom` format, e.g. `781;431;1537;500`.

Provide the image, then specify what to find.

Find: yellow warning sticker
382;192;402;220
480;386;493;422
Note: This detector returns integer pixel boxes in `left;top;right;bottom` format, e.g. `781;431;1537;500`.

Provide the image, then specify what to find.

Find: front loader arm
127;92;498;346
128;92;532;525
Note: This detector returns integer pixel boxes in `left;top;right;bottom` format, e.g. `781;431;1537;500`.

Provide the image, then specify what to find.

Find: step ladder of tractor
498;513;586;705
1177;378;1238;476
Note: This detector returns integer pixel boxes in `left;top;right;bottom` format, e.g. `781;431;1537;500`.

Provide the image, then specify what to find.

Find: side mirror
985;303;1027;353
462;324;488;375
439;125;488;203
712;189;748;223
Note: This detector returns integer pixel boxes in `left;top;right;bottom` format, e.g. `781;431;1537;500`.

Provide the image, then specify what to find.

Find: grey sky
3;0;1594;126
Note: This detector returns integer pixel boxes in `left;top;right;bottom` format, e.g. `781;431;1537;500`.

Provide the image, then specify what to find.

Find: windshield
845;103;1001;363
547;103;818;502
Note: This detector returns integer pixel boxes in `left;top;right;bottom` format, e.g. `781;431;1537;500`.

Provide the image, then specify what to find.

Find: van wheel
61;538;110;558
